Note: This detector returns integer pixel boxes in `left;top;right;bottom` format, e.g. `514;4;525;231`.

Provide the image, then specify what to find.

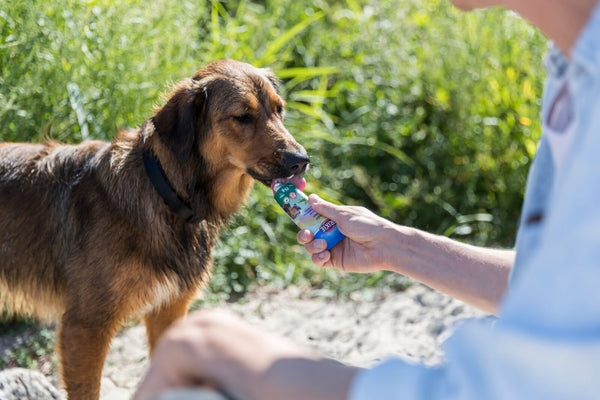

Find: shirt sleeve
349;315;600;400
349;359;448;400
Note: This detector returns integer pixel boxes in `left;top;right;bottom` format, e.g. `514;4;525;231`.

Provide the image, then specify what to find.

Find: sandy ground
1;283;487;399
99;283;487;399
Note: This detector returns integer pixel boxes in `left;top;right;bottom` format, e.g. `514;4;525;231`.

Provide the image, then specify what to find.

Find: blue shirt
349;3;600;399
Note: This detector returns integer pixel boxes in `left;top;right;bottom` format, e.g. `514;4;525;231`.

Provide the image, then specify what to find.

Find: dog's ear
261;68;281;93
153;84;205;164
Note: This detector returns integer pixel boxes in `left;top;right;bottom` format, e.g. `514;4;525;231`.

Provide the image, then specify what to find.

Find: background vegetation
1;0;547;308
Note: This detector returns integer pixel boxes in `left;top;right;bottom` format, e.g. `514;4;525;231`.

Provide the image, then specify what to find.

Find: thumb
308;194;343;221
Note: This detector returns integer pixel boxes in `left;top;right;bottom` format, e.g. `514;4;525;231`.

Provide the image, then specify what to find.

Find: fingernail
317;239;327;251
318;252;327;260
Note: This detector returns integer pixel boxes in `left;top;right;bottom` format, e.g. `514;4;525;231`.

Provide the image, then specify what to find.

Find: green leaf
260;11;325;65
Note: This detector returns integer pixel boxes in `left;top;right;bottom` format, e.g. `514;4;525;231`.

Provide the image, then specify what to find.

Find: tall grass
1;0;548;299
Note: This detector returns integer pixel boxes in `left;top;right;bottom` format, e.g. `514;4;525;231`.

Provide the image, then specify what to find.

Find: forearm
381;225;514;314
250;357;359;400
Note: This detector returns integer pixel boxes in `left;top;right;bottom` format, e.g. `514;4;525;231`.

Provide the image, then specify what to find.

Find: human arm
298;194;514;314
351;59;600;398
133;309;359;400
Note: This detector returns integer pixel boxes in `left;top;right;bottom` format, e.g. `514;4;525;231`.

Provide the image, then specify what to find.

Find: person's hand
134;309;358;400
134;309;306;400
297;194;400;273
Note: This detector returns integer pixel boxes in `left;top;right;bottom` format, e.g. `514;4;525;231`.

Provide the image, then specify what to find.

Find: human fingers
133;344;196;400
297;229;328;255
296;229;314;244
305;238;328;255
133;364;171;400
134;310;236;400
311;250;331;267
308;194;344;222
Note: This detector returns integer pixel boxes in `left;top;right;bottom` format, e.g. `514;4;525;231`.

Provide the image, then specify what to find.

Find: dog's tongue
289;175;307;191
271;176;307;192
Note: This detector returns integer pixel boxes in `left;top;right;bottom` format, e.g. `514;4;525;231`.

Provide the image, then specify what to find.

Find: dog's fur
0;59;309;399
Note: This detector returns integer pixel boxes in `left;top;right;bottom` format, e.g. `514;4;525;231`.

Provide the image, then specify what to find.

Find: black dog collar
142;151;196;223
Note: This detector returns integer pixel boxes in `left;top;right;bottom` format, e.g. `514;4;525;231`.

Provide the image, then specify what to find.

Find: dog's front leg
143;292;195;356
58;311;120;400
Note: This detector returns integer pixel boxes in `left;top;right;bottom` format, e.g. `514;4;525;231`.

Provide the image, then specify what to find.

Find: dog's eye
233;114;254;124
276;105;284;117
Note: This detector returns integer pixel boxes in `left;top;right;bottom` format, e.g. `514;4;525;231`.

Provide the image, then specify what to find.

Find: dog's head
152;59;309;187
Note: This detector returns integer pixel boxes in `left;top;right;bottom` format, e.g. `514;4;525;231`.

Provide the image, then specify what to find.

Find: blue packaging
272;181;345;250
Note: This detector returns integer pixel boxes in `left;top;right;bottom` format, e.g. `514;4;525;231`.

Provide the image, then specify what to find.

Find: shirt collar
571;0;600;76
543;44;569;80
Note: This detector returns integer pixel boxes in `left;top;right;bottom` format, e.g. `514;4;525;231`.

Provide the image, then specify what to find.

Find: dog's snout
282;151;310;175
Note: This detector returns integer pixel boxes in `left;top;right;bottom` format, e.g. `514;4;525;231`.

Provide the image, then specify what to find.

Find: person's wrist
253;356;360;400
377;223;417;273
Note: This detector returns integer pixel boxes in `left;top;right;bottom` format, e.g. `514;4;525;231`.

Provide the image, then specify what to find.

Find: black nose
282;151;310;175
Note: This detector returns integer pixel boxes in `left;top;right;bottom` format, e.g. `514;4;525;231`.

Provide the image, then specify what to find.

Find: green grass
1;0;548;300
0;311;56;370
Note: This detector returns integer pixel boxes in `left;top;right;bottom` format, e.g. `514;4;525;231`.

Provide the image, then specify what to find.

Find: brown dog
0;59;309;399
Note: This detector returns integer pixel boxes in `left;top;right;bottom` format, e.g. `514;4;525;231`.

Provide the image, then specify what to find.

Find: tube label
273;182;345;250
